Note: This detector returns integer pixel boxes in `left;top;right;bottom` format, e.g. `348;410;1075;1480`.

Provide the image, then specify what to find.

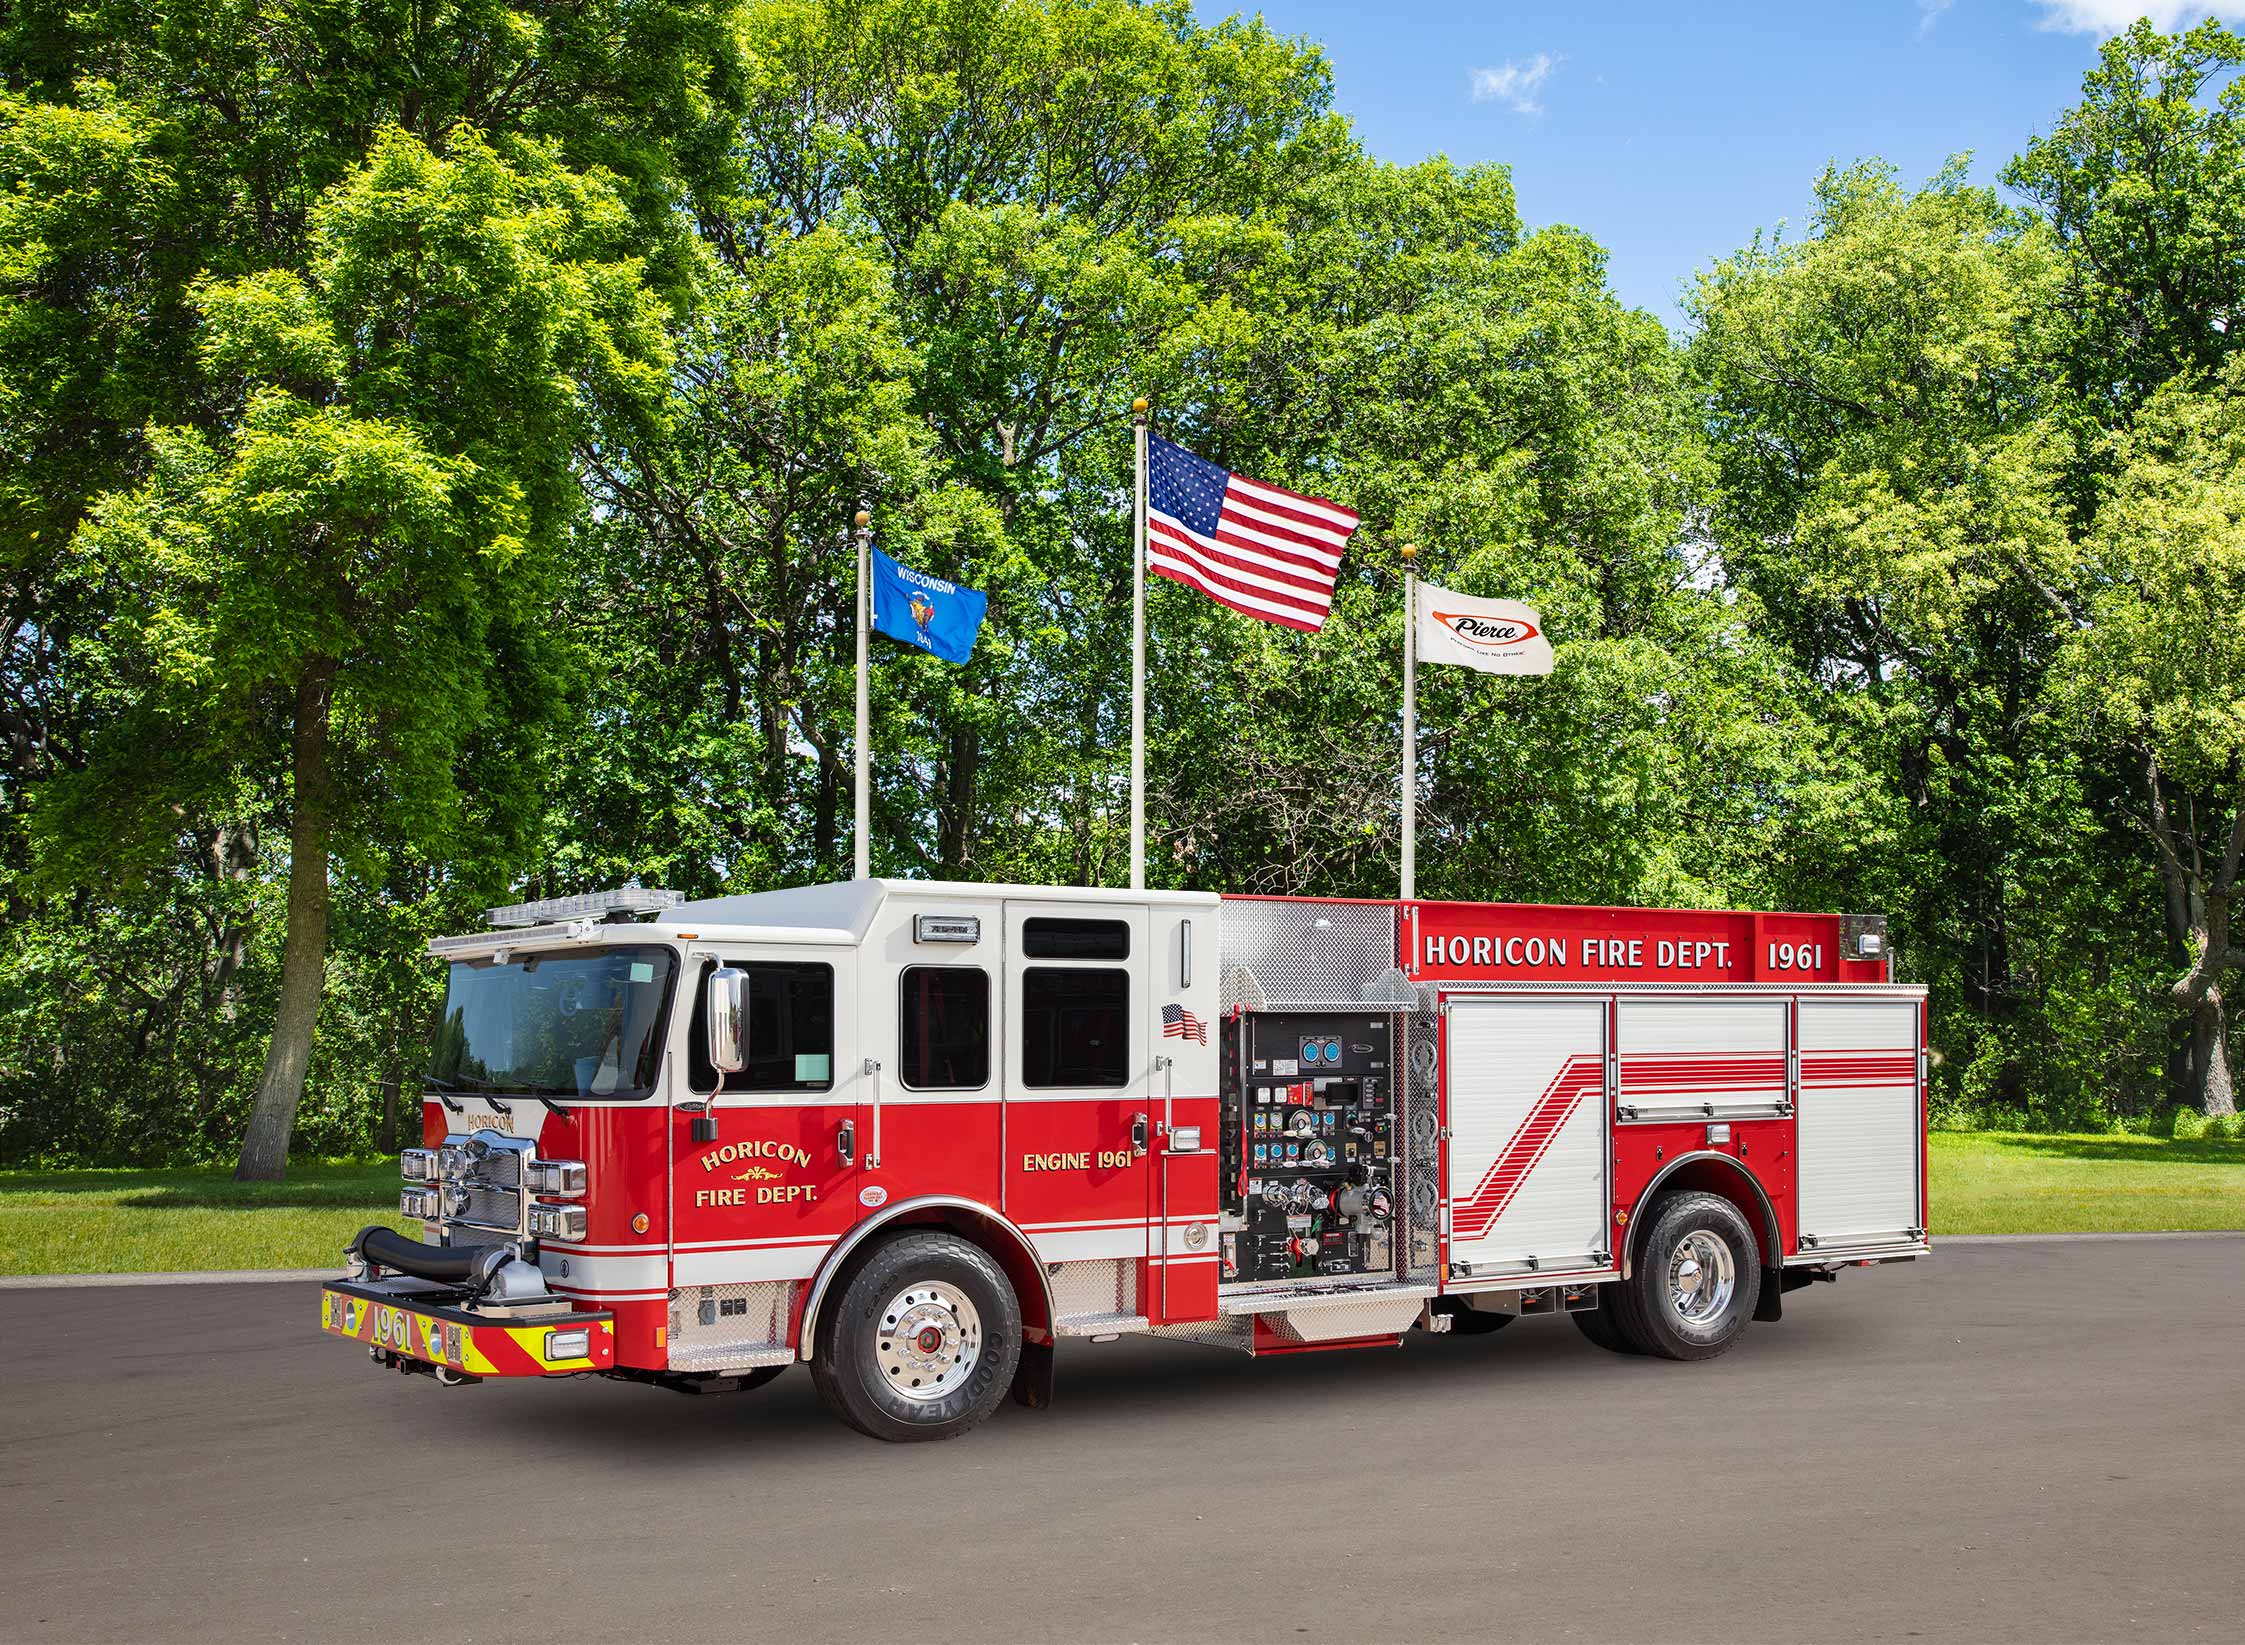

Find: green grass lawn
1928;1130;2245;1235
1;1133;2239;1275
0;1161;416;1276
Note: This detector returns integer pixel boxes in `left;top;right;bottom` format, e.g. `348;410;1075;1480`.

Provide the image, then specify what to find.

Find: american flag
1161;1002;1207;1044
1147;434;1360;632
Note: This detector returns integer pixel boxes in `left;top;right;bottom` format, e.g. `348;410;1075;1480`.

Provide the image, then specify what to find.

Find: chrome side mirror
706;965;748;1074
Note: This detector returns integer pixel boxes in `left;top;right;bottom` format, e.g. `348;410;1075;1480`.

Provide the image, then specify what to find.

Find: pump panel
1220;1013;1398;1285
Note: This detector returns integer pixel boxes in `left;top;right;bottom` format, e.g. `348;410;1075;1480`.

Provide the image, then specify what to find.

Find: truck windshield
427;946;678;1100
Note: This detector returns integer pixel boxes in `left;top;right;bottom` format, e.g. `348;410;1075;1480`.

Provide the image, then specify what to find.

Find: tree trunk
2196;987;2237;1118
234;658;338;1182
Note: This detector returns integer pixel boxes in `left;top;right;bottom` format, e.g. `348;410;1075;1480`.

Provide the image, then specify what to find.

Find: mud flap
1010;1337;1056;1409
1754;1267;1784;1323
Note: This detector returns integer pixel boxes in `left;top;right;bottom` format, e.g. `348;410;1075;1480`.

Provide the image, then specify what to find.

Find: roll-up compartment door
1444;996;1610;1276
1795;998;1922;1246
1616;996;1789;1122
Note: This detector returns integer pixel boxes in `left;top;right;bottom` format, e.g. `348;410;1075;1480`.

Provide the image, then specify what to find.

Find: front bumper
321;1280;615;1377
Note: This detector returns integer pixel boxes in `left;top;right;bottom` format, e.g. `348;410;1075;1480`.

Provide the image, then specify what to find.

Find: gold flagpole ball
1400;542;1418;561
854;510;870;529
1132;398;1149;416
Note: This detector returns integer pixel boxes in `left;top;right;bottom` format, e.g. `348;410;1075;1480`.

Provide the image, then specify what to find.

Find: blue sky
1197;2;2244;327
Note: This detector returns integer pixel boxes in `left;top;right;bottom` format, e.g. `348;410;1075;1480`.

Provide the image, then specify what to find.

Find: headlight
400;1148;439;1182
525;1159;587;1197
528;1204;588;1241
439;1145;473;1182
441;1184;472;1218
399;1186;441;1219
545;1328;591;1361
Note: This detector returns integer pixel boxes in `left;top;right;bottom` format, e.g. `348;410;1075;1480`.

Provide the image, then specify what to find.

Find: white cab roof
659;878;1218;943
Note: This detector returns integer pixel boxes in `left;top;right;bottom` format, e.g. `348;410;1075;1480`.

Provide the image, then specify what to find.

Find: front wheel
1609;1191;1761;1361
811;1231;1022;1442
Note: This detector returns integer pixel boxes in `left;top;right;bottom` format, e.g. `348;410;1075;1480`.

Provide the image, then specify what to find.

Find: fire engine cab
321;880;1928;1441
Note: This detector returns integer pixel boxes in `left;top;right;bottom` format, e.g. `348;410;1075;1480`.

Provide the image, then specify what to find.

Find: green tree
1688;162;2165;1124
2053;359;2245;1115
2005;19;2245;427
44;131;669;1177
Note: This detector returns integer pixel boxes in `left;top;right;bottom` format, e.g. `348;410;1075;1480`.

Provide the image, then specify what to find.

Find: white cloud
1918;0;1955;36
1469;52;1563;115
2034;2;2245;32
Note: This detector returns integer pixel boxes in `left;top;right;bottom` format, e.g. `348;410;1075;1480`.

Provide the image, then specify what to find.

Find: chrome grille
443;1185;522;1233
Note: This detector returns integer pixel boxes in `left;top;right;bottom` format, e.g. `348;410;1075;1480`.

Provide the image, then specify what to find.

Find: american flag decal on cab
1162;1002;1207;1043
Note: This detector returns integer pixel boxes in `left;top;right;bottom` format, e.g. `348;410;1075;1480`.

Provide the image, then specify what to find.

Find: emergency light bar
485;887;684;929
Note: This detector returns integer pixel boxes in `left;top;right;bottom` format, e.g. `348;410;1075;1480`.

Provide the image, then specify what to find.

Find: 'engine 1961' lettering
1022;1150;1134;1172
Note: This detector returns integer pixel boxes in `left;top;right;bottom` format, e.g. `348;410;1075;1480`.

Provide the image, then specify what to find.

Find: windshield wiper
419;1075;466;1115
427;1071;571;1119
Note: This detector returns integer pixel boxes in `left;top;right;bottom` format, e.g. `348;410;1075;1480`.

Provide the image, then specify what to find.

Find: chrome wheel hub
1666;1230;1737;1327
875;1281;982;1403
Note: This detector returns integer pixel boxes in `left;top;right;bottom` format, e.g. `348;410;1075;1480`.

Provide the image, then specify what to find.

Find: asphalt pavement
4;1236;2241;1643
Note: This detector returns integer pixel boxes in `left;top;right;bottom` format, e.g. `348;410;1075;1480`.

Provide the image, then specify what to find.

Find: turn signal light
545;1328;591;1361
400;1149;439;1182
399;1187;441;1219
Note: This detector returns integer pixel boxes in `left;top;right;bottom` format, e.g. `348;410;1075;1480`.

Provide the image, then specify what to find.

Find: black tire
1609;1191;1761;1361
810;1231;1022;1442
1569;1289;1640;1354
1433;1296;1514;1336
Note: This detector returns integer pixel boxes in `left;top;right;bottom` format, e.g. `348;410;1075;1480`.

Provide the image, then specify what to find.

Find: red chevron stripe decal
1452;1057;1602;1242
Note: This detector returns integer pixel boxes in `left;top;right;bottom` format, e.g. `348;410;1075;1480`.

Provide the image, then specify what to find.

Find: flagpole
853;508;871;881
1400;542;1418;901
1130;397;1148;892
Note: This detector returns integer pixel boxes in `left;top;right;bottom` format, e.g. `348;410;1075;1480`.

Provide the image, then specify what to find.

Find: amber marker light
632;1213;651;1234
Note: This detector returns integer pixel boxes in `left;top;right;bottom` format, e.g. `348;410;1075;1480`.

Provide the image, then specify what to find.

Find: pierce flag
1415;582;1554;675
869;545;987;665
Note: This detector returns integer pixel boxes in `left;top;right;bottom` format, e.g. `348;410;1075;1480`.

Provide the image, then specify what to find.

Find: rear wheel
1610;1192;1761;1361
1569;1288;1639;1354
811;1231;1021;1442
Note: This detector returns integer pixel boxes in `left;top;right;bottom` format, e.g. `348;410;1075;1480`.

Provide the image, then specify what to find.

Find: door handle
837;1118;855;1167
1130;1112;1149;1158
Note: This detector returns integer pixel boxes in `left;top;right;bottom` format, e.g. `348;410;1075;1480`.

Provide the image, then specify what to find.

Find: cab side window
688;962;834;1092
1022;968;1128;1087
900;966;989;1089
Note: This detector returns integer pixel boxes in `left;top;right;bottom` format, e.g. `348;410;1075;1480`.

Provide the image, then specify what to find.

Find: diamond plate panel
671;1280;795;1367
1264;1294;1426;1343
1149;1315;1254;1353
1219;900;1397;1008
1050;1258;1138;1321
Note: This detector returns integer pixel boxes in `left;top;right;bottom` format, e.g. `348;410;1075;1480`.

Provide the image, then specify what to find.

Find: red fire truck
320;881;1927;1440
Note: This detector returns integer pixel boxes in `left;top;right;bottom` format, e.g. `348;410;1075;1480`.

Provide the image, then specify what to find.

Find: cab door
669;950;859;1287
1001;902;1151;1275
